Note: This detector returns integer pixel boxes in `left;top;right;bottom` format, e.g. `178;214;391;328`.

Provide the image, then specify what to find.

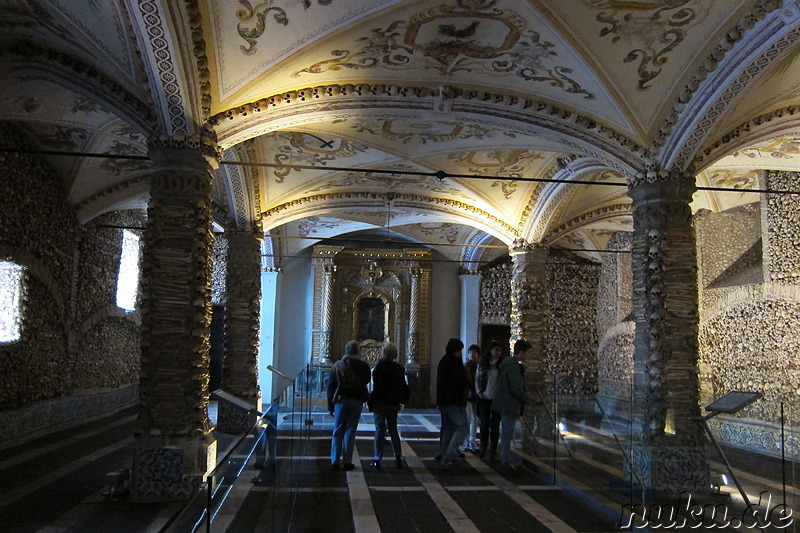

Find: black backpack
337;360;360;398
390;367;411;405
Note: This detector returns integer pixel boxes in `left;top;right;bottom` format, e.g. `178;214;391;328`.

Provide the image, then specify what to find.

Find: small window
0;260;26;343
116;229;141;311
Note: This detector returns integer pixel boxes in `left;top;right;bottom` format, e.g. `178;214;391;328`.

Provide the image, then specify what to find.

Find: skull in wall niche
648;261;662;275
648;245;661;261
647;228;662;242
187;136;200;150
649;283;663;299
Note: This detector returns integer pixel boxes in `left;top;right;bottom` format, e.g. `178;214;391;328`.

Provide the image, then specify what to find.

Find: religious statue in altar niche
357;296;386;342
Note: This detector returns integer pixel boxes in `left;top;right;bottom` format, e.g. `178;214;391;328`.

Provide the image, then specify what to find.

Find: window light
116;230;141;311
0;260;25;343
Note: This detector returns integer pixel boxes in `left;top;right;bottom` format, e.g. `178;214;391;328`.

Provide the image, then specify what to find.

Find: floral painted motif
307;172;473;200
351;118;527;145
297;216;347;237
271;132;369;182
236;1;288;55
591;0;706;90
293;6;593;98
706;170;757;191
415;222;461;243
36;125;88;149
449;149;544;181
101;141;149;176
71;97;106;115
731;137;800;160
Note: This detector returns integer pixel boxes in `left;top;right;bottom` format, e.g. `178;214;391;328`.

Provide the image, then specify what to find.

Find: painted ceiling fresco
1;0;800;265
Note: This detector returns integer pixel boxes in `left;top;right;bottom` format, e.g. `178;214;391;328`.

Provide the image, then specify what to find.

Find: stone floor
0;404;796;532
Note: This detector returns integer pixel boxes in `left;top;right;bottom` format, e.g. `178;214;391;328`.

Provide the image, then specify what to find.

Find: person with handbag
369;342;410;469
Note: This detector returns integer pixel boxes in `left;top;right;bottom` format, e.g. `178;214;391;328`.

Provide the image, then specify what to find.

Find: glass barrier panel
162;483;210;532
702;395;799;532
164;365;313;532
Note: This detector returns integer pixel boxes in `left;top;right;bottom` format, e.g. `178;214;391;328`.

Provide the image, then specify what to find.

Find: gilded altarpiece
310;246;432;407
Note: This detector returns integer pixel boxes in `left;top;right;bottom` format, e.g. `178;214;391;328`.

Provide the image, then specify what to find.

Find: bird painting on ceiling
438;20;479;39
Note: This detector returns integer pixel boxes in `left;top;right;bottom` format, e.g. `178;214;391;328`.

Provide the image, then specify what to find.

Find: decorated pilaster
627;168;707;499
320;263;336;364
132;140;219;502
760;170;800;285
217;230;262;433
407;265;421;365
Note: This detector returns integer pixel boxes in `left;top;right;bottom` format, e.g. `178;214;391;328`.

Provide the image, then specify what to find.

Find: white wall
273;252;313;394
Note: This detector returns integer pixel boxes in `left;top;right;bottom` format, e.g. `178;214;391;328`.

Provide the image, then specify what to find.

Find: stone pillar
319;263;336;364
217;230;262;433
760;170;800;285
627;169;707;500
132;145;217;502
509;240;550;443
407;266;421;365
509;240;549;379
459;272;481;350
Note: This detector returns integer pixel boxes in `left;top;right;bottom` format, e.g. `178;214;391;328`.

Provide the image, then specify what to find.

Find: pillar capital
147;129;222;167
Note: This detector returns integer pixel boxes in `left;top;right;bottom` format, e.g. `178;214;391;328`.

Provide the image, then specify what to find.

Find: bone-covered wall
211;233;228;305
479;260;511;325
547;252;600;394
0;123;140;424
596;233;634;401
72;211;143;391
479;251;599;394
697;198;800;456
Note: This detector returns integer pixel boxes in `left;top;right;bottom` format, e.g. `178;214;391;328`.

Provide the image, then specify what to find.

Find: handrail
163;365;308;533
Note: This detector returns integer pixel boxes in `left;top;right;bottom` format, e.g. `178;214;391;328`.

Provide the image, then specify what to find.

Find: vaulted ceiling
2;0;800;266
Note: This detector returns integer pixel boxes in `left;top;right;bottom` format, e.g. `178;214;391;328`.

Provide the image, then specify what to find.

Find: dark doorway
209;305;225;391
480;324;511;357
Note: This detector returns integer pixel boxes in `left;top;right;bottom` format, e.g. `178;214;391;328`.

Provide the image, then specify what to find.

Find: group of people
326;336;531;472
327;340;408;470
437;338;531;471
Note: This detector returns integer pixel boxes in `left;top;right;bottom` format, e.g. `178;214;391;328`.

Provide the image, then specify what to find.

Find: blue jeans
372;403;401;460
331;398;363;465
439;405;468;460
255;404;279;465
499;412;519;466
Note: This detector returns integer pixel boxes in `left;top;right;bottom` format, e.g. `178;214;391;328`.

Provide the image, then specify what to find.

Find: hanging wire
2;147;799;195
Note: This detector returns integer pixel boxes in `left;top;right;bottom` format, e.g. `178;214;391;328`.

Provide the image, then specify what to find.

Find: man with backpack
327;340;372;470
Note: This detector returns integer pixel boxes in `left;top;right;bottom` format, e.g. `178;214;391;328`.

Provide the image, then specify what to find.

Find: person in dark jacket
370;342;408;470
492;339;531;471
475;340;503;461
462;344;480;452
436;338;470;467
327;340;371;470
